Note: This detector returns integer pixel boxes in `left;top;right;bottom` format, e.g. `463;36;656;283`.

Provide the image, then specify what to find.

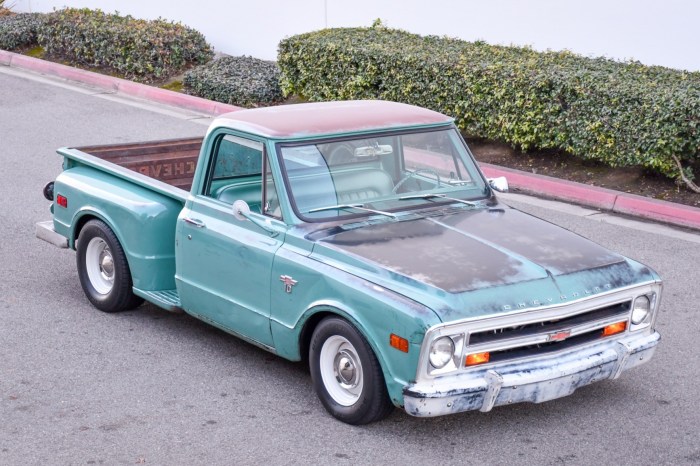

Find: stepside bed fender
53;166;185;291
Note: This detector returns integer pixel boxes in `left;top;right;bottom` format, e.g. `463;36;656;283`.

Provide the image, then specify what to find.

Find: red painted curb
480;163;619;210
613;193;700;230
0;49;12;66
1;50;242;116
481;163;700;231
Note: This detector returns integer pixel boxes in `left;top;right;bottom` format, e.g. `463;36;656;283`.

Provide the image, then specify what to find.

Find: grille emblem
548;330;572;342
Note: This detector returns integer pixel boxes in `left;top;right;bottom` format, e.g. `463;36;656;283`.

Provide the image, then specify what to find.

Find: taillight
56;195;68;208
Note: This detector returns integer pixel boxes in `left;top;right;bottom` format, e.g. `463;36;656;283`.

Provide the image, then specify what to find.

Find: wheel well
73;214;100;246
299;311;335;364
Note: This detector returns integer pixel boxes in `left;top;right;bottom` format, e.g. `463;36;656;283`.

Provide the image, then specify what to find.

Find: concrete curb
481;164;700;231
0;50;243;115
3;49;699;231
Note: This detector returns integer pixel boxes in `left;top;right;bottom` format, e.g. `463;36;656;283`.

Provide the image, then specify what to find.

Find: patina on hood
313;205;640;294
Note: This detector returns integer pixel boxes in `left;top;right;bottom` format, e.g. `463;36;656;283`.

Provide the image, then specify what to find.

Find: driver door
175;132;285;348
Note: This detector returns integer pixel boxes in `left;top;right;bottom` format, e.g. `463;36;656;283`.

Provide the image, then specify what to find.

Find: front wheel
309;317;393;424
76;219;143;313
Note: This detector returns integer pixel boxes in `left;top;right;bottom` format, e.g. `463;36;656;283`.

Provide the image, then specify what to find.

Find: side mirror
488;176;509;193
232;199;279;238
232;199;251;221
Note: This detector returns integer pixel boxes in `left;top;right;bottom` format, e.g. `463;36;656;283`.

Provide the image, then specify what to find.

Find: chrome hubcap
334;350;358;386
99;250;114;281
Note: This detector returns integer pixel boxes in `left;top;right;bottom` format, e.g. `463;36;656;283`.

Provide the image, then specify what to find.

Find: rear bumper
36;221;69;248
403;331;660;417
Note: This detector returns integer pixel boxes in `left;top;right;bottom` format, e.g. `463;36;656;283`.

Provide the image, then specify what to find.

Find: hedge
0;13;46;50
183;55;284;108
278;25;700;185
37;8;213;83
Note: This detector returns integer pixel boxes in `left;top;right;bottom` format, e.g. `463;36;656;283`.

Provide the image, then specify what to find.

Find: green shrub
0;12;46;50
38;8;213;82
278;26;700;185
183;55;284;108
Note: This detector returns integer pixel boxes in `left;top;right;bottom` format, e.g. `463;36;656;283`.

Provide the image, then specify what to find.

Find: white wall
13;0;700;72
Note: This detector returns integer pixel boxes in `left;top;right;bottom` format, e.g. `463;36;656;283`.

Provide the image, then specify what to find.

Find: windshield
278;128;489;221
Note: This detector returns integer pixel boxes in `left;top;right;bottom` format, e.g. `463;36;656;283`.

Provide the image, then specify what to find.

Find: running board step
134;288;183;313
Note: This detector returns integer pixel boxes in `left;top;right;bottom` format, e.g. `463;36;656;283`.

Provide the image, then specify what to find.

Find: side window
210;134;262;180
204;134;281;219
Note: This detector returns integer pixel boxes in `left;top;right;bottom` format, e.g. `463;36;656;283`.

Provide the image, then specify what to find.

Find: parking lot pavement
1;66;699;465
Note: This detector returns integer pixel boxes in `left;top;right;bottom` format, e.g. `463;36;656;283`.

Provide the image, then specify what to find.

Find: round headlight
631;295;651;325
429;337;455;369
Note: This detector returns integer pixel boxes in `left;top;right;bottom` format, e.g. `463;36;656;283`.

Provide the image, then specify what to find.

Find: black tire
309;317;393;424
76;219;144;313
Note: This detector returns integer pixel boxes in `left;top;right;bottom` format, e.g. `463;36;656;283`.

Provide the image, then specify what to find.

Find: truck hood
310;205;655;320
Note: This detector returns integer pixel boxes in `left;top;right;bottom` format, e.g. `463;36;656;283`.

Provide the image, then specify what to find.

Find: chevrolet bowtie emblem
280;275;298;293
548;330;572;342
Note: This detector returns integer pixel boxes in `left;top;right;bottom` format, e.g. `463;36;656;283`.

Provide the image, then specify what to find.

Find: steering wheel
392;168;442;193
327;143;355;165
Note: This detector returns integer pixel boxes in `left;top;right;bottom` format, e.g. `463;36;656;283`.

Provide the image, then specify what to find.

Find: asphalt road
1;66;698;466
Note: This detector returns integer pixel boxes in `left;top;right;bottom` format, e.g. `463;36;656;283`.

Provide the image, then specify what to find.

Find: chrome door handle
183;217;206;228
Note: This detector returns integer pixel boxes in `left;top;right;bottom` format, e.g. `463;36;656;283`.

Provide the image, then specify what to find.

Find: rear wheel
309;317;393;424
76;220;143;312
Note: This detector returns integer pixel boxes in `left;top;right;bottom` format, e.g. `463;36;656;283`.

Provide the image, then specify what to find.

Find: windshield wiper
398;193;478;207
308;203;397;219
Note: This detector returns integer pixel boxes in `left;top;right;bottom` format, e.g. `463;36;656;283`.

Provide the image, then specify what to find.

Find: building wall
13;0;700;72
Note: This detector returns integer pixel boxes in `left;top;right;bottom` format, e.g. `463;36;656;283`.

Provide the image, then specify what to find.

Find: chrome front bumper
403;331;660;417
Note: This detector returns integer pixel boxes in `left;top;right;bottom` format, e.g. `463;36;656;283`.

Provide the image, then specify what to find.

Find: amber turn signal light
602;321;627;337
390;333;409;353
465;352;490;366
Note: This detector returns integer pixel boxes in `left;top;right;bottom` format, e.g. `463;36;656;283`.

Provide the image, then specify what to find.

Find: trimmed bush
38;8;213;82
0;12;46;50
278;26;700;185
183;55;284;108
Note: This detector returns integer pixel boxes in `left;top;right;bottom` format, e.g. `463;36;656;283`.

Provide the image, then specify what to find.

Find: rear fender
53;166;183;291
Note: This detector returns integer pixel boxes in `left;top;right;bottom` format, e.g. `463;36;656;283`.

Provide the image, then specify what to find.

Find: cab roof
211;100;453;139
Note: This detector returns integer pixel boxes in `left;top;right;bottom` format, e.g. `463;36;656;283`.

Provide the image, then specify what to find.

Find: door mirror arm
232;200;280;238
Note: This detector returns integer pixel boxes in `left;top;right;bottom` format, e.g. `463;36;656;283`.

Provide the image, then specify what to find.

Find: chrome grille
469;301;631;346
463;300;632;365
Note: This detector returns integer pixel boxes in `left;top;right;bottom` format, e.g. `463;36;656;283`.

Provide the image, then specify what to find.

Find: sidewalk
2;49;699;231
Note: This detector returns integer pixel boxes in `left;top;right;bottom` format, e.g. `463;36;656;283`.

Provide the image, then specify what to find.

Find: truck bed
76;137;203;191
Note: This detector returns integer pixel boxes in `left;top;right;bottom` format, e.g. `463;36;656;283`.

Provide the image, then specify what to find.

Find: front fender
270;246;441;406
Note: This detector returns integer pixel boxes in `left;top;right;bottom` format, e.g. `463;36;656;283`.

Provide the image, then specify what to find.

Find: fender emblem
280;275;298;293
548;330;572;342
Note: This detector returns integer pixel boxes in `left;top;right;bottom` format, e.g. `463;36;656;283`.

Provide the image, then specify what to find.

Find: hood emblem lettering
502;283;613;311
280;275;298;293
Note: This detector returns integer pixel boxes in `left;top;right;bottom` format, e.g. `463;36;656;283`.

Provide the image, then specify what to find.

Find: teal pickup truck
37;100;661;424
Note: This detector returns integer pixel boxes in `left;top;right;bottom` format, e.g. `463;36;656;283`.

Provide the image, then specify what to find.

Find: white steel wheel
309;317;394;425
85;237;115;295
76;219;143;313
319;335;364;406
